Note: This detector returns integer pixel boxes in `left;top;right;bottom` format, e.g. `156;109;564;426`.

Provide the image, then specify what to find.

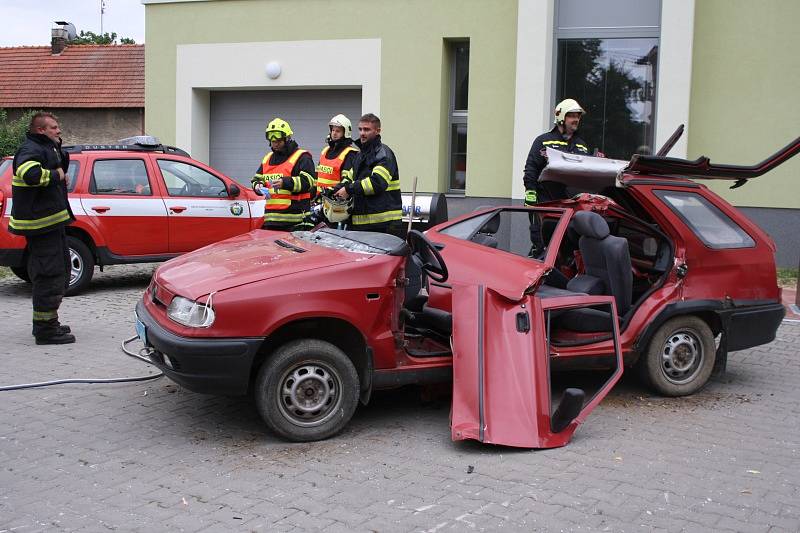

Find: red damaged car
133;136;797;448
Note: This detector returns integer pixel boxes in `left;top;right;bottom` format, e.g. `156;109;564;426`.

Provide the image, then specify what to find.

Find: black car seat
562;211;632;332
470;214;500;248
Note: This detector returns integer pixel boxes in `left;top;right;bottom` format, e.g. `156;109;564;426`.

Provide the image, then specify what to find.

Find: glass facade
556;38;658;159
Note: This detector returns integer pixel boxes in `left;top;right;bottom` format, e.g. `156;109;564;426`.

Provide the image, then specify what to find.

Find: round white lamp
266;61;282;80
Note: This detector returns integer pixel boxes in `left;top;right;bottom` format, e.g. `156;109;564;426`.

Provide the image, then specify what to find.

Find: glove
524;189;537;206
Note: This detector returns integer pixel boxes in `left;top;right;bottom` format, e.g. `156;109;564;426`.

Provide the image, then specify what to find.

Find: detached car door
155;158;252;254
451;285;623;448
80;156;169;256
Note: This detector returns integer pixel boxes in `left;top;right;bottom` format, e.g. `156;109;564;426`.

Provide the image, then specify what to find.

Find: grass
0;266;10;280
778;268;798;289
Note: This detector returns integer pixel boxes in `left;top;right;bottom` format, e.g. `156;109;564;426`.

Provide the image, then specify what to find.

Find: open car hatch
450;285;623;448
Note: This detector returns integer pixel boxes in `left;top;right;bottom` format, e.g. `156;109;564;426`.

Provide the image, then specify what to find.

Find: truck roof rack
63;143;190;158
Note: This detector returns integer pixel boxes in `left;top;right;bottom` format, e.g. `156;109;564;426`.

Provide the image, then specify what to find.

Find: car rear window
66;162;80;192
654;190;755;249
0;159;10;178
90;159;151;195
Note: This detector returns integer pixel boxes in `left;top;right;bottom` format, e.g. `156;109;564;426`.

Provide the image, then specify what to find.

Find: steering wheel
407;230;448;283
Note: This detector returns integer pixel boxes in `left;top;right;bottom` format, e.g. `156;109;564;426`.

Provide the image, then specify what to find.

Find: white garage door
209;89;362;185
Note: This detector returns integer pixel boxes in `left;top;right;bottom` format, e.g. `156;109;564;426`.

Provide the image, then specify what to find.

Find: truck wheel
10;265;31;283
66;237;94;296
255;339;359;442
638;316;716;397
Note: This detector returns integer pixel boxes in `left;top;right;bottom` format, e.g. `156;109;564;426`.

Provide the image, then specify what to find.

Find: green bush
0;109;37;157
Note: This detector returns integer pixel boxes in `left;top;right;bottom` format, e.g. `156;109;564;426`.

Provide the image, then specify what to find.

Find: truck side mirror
228;183;240;197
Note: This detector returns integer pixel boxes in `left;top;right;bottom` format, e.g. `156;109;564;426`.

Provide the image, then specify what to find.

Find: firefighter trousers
26;226;70;338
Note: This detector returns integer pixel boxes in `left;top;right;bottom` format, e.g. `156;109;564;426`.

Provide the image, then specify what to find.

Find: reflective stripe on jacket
9;133;75;236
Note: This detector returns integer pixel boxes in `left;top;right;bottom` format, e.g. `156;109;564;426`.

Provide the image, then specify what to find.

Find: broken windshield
293;228;407;255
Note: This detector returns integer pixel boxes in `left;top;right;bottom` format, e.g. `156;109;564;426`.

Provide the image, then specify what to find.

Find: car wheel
638;316;716;397
66;236;95;296
10;265;31;283
255;339;359;442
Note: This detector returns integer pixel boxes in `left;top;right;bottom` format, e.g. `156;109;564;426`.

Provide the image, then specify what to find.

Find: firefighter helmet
265;118;293;141
329;114;352;138
554;99;585;125
322;194;352;223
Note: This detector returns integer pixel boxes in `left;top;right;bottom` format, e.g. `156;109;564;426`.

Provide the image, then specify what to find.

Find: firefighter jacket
316;137;358;193
345;135;402;229
523;126;589;204
10;133;75;236
252;140;316;229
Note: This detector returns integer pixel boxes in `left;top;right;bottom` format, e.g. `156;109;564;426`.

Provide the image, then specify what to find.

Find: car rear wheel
255;339;359;442
10;265;31;283
638;316;716;397
66;236;94;296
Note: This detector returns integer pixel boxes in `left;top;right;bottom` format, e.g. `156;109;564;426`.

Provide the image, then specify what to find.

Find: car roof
539;135;799;193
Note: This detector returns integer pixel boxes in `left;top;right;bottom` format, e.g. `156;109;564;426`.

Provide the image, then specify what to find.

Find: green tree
71;31;135;45
0;109;37;157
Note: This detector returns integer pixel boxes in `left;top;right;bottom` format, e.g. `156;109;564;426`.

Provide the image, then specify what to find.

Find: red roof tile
0;44;144;108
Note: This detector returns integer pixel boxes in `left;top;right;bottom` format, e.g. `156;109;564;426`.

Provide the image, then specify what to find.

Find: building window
448;41;469;191
555;0;661;160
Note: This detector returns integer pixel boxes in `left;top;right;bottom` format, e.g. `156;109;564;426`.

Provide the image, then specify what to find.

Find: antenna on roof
100;0;107;36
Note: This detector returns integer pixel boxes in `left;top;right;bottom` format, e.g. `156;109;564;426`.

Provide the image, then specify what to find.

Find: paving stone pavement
1;265;798;532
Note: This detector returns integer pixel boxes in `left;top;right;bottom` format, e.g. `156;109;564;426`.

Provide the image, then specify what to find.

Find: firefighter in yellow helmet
251;118;317;231
523;98;591;255
316;114;359;195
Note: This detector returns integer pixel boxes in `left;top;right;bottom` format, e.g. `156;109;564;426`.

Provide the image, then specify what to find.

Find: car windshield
293;228;407;255
438;208;567;260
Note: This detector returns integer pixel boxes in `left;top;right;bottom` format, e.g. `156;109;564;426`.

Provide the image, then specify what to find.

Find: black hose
0;336;163;392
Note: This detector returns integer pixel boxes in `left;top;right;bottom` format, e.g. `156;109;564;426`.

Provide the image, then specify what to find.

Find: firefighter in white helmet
523;98;591;255
316;114;359;195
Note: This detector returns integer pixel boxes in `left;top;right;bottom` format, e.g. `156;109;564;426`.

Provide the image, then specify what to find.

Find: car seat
470;214;500;248
561;211;632;332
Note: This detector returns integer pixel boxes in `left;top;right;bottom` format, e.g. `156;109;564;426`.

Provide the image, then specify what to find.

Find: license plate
135;315;148;347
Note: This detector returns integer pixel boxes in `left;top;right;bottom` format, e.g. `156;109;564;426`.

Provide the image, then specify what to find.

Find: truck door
155;158;252;253
80;157;169;256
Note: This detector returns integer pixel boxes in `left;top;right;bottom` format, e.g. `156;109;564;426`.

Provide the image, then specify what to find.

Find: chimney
51;21;77;55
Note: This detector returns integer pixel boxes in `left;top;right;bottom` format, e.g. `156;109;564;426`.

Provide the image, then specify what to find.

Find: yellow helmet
329;114;352;138
265;118;293;141
322;194;352;223
554;98;585;125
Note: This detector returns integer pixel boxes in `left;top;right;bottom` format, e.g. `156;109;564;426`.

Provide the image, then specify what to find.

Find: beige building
142;0;799;267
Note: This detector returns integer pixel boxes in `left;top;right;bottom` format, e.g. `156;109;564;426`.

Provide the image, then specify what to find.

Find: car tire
638;315;716;397
66;236;94;296
255;339;360;442
10;265;31;283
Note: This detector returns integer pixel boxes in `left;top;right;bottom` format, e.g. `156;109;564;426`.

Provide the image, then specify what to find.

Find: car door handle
91;206;110;213
169;206;187;213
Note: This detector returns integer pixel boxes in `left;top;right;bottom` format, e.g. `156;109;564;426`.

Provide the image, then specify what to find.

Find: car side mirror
228;183;240;197
551;388;585;433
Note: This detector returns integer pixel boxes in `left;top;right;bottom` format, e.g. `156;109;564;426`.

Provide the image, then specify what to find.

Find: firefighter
523;98;591;255
316;114;358;195
10;112;75;344
251;118;316;231
333;113;402;236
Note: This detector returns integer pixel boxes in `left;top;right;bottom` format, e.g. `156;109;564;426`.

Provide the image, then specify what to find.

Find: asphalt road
1;265;798;532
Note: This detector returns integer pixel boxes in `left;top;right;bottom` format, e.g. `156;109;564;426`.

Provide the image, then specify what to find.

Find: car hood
155;231;363;299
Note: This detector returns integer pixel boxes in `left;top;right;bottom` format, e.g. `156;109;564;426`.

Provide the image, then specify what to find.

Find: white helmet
329;114;352;138
322;194;352;223
554;98;585;125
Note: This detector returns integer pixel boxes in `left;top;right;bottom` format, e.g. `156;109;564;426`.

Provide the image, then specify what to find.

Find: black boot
36;332;76;345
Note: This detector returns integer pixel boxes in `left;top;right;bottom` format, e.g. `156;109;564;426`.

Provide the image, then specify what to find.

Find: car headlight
167;296;215;328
